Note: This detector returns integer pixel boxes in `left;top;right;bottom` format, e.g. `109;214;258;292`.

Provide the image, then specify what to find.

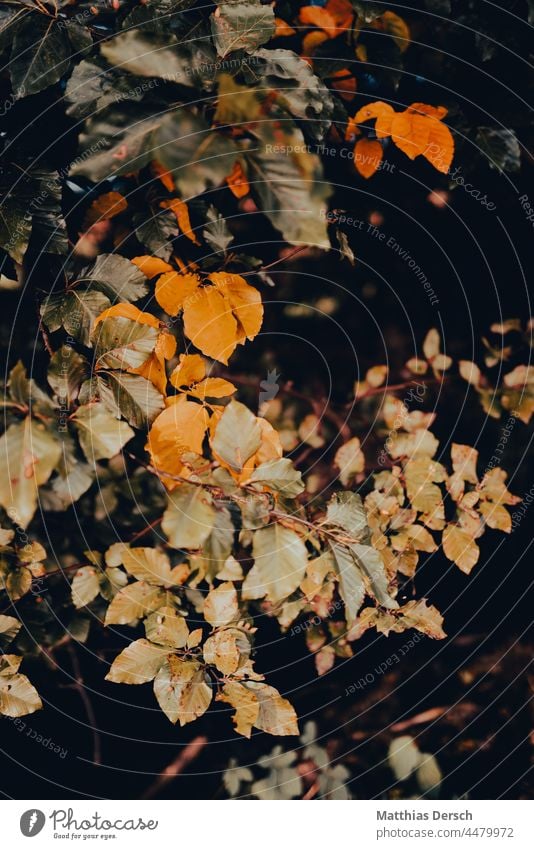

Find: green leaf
48;436;94;509
162;485;216;549
211;400;261;472
0;418;61;528
40;289;111;346
80;254;149;303
242;524;308;603
248;458;304;498
145;606;189;648
105;582;166;626
0;166;67;262
246;49;334;142
97;371;165;428
101;29;214;87
476;127;521;173
154;656;212;725
9;15;91;98
106;638;169;683
211;0;275;58
73;402;135;461
325;491;369;541
47;347;89;406
134;209;178;261
245;121;331;247
71;566;101;609
93;316;158;370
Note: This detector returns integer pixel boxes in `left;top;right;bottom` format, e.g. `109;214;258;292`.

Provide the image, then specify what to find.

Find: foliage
0;0;531;753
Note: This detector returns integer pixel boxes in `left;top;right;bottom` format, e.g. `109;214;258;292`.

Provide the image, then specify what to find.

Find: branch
141;736;208;799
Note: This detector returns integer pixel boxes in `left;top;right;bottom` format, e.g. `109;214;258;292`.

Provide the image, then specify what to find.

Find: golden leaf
155;271;201;317
131;255;173;278
442;524;479;574
354;138;383;178
183;285;238;364
146;396;210;489
160;198;200;245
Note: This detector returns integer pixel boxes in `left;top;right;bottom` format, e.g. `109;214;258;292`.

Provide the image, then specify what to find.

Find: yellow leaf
354;138;383;178
131;255;173;278
94;302;160;330
183;285;238;364
274;17;297;36
226;161;250;199
391;110;431;160
353;102;395;138
376;11;410;52
155;271;201;317
209;272;263;344
423;117;454;173
146;397;210;489
170;354;206;389
151;160;175;192
160;198;200;245
188;377;237;400
442;524;479;574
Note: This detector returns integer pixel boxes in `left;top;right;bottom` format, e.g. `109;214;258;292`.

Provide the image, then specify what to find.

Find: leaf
104;582;166;625
246;48;334;142
204;582;239;627
245;121;331;248
183;285;238;364
248;682;299;736
248;458;304;498
388;735;420;781
73;403;135;461
79;254;150;303
399;599;446;639
93;316;158;371
377;11;410;52
155;271;201;317
121;547;183;588
40;289;111;346
145;606;189;648
97;371;165;428
47;347;89;407
334;438;365;485
0;614;21;649
350;543;398;609
211;0;275;57
131;256;173;279
354;138;383;178
147;398;210;488
416;753;442;797
134;208;179;261
84;192;128;228
326;491;369;541
9;15;91;98
0;418;61;528
442;524;479;574
72;566;101;609
211;400;262;472
330;542;365;623
162;485;216;549
106;638;169;684
476;127;521;173
218;681;260;737
154;657;212;725
243;524;308;603
0;672;42;718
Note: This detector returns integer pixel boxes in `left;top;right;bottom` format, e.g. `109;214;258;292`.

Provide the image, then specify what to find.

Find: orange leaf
391;110;431;160
146;397;210;489
354;138;383;178
302;30;330;57
151;160;175;192
83;192;127;228
423;118;454;173
226;161;250;199
131;256;174;278
93;302;160;330
160;198;200;245
274;17;297;36
170;354;206;389
188;377;237;400
407;102;448;120
331;69;357;102
325;0;354;30
354;102;395;138
299;5;337;32
183;285;238;365
155;271;201;316
209;272;263;344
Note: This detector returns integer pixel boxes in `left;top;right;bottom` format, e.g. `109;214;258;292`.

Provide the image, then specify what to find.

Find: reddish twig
141;736;208;799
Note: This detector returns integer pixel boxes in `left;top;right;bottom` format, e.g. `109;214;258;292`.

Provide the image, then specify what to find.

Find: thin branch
67;643;102;766
141;736;208;799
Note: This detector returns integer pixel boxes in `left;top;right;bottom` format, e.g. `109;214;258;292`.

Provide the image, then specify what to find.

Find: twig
240;245;308;277
67;643;102;766
141;736;208;799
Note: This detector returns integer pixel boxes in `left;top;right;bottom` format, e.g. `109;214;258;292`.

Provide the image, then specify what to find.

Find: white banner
3;800;533;848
